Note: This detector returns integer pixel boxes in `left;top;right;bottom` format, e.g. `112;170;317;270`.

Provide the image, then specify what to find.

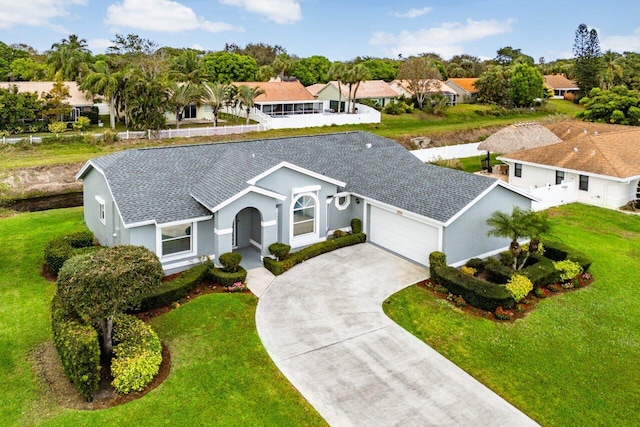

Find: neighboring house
77;131;534;274
389;79;457;106
445;78;479;104
0;81;105;120
232;81;324;117
498;128;640;210
311;80;399;110
543;74;579;100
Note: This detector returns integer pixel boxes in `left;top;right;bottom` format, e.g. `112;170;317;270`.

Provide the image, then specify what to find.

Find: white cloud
601;27;640;53
88;38;113;51
105;0;242;33
0;0;86;30
370;18;515;59
219;0;302;25
391;7;432;19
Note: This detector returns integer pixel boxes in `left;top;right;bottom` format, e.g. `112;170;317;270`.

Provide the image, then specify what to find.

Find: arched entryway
232;207;263;269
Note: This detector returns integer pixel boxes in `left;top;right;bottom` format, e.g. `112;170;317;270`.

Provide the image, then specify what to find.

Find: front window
514;163;522;178
555;170;565;185
99;202;105;224
161;223;192;256
579;175;589;191
293;195;315;236
184;104;197;119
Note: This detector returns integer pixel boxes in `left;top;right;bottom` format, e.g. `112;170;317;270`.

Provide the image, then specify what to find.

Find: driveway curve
255;243;537;426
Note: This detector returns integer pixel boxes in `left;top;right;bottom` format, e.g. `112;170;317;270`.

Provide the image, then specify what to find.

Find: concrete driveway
255;243;538;426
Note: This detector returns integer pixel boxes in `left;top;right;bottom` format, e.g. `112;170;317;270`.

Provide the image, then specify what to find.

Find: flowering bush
446;293;467;307
495;306;513;320
459;266;476;276
553;260;583;282
505;274;533;302
227;281;247;293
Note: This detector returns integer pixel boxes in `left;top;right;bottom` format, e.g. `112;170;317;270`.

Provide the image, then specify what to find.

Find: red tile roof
232;81;315;102
447;78;478;94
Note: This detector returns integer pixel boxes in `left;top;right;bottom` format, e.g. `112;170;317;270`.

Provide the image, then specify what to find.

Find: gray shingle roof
84;131;498;225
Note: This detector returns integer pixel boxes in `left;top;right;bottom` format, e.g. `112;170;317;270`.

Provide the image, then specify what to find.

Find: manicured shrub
333;229;346;238
209;266;248;287
465;258;485;270
554;259;583;282
520;254;559;287
219;252;242;273
268;242;291;261
72;116;91;131
505;274;533;302
484;257;513;284
138;263;210;311
351;218;363;234
264;233;367;276
51;294;101;401
459;266;476;276
432;265;515;311
48;121;67;133
44;230;96;276
429;251;447;278
543;240;592;271
111;314;162;394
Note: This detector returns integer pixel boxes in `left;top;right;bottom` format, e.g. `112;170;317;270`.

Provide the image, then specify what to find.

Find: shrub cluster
428;251;447;279
484;257;513;284
111;314;162;394
44;230;97;276
505;274;533;302
465;258;485;270
432;264;515;311
219;252;242;273
521;254;560;287
554;260;583;282
138;263;210;311
51;294;101;401
209;266;248;287
351;218;363;234
543;240;592;271
268;243;291;261
264;233;367;275
383;101;414;115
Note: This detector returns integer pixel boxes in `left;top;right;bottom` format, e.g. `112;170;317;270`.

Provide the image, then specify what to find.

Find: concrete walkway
255;244;538;426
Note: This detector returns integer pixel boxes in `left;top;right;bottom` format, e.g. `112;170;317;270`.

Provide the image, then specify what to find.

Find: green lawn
384;203;640;425
0;208;325;427
1;100;581;171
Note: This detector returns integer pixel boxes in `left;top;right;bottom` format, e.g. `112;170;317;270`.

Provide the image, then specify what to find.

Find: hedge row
111;314;163;394
138;263;210;311
44;231;97;276
433;265;515;311
521;254;561;287
51;294;101;401
264;233;367;275
208;266;248;287
543;240;592;271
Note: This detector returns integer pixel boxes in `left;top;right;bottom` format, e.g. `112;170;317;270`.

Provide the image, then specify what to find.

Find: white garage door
368;205;439;266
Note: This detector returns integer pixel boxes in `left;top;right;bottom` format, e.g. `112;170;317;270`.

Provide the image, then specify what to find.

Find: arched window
292;194;316;236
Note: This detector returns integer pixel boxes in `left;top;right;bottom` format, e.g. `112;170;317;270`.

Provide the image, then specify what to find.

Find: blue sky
1;0;638;61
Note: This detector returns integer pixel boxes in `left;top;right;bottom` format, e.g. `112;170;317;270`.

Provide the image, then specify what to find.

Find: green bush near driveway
138;263;210;311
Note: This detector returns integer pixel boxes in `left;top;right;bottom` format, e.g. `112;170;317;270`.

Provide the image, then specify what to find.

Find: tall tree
41;79;72;122
601;50;624;90
225;42;285;66
202;81;230;127
46;34;91;81
397;57;442;109
509;63;544;107
236;84;264;124
475;65;512;106
169;49;206;84
573;23;602;97
343;64;371;113
81;60;121;129
272;53;295;80
167;81;202;129
327;62;347;113
202;51;258;83
291;55;331;85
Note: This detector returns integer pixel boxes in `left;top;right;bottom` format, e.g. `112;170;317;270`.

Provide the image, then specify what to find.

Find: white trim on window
290;192;320;246
95;195;106;225
157;220;197;260
293;184;321;195
335;194;351;210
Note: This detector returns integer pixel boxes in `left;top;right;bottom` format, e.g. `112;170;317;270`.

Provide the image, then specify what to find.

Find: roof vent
573;147;578;152
365;143;372;149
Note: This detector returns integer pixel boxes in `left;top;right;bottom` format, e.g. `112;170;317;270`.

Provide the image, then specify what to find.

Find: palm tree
81;60;121;129
347;64;371;113
202;82;230;127
236;85;265;125
167;82;202;129
486;206;533;270
272;53;294;80
169;49;206;85
327;62;347;113
47;34;91;81
601;50;623;89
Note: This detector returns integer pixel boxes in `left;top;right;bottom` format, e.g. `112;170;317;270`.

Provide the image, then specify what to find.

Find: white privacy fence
411;142;482;162
530;181;577;211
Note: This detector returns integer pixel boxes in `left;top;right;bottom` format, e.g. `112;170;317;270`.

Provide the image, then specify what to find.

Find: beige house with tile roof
498;128;640;209
543;74;579;100
311;80;398;111
389;79;457;105
445;78;479;103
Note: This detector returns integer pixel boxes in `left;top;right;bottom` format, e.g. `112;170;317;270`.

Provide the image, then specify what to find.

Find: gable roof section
232;81;315;103
306;83;327;97
543;74;579;90
390;79;455;96
446;78;478;94
0;81;93;106
81;132;505;226
326;80;398;99
499;128;640;179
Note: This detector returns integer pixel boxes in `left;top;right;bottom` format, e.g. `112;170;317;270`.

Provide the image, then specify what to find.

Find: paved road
255;243;538;426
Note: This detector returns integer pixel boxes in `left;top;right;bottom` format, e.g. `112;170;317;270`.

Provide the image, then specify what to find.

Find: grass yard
384;203;640;425
0;208;325;426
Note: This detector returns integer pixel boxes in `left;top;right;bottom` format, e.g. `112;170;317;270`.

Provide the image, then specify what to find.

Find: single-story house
231;81;324;117
0;80;107;120
543;74;579;100
445;78;479;104
389;79;457;106
310;80;399;110
498;128;640;210
77;131;535;274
